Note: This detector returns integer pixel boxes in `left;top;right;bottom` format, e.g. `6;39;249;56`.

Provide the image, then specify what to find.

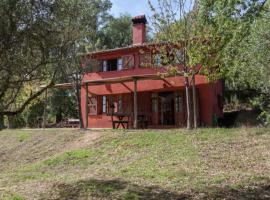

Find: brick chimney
132;15;147;45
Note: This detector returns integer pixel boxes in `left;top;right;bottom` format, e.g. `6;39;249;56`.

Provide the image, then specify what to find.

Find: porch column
85;83;89;128
133;78;138;129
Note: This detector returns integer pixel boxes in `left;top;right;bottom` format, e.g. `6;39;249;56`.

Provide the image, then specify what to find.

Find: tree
54;0;112;128
100;14;132;49
0;0;112;129
148;0;208;129
224;1;270;125
148;0;267;129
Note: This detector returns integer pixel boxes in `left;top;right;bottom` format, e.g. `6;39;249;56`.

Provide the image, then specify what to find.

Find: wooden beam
133;79;138;129
84;74;166;86
85;83;89;128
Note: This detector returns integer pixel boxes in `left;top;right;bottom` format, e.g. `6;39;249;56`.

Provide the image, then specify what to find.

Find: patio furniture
137;114;149;129
111;112;130;129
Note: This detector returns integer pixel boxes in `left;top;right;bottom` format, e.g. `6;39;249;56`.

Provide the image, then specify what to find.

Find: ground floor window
117;96;123;112
102;96;107;113
175;93;183;112
151;93;158;112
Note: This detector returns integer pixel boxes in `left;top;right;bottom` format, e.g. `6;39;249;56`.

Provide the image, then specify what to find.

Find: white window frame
102;60;107;72
117;58;123;71
102;96;107;113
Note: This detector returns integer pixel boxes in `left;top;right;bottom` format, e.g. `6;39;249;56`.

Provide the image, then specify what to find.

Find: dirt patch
64;131;103;151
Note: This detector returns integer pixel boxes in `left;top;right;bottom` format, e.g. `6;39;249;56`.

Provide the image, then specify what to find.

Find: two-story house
81;15;223;129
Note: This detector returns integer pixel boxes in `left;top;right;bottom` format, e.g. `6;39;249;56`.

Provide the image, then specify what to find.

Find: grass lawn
0;128;269;199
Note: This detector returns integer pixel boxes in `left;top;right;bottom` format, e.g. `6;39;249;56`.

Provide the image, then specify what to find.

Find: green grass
42;149;96;167
17;132;30;142
0;128;269;199
1;193;25;200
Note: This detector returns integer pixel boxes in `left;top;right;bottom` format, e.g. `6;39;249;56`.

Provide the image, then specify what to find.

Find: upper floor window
107;59;118;71
102;60;107;72
139;53;151;68
117;58;123;71
102;58;123;72
174;50;184;64
153;54;162;67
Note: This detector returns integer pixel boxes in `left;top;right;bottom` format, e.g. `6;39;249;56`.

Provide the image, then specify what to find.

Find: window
88;96;98;115
102;60;107;72
107;59;118;71
175;93;183;112
123;55;135;69
117;58;123;71
102;96;107;113
153;54;162;67
151;93;158;112
104;58;123;71
139;53;151;68
108;96;116;114
175;50;184;64
117;96;123;112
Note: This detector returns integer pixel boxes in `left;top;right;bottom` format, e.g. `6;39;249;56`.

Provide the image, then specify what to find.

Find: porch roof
46;73;182;89
84;74;166;86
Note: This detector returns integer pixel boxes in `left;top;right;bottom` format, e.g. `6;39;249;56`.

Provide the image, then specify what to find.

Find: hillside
0;128;269;200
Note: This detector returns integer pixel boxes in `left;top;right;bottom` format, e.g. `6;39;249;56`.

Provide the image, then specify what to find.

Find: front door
159;92;175;125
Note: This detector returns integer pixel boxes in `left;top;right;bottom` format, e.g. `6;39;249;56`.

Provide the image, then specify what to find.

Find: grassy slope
0;128;269;200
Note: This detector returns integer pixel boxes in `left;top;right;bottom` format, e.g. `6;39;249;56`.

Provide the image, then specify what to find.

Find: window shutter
123;55;135;69
88;96;98;115
139;53;151;68
86;59;102;73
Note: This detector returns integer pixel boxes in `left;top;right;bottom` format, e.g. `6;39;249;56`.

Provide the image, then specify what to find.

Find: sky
110;0;193;19
110;0;157;18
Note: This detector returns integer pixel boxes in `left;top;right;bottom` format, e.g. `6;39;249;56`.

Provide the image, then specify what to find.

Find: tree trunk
42;89;48;128
7;116;13;129
192;74;198;128
56;110;62;124
0;114;4;130
185;77;192;129
74;76;83;129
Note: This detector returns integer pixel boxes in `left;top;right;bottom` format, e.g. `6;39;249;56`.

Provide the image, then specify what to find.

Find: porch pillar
133;78;138;129
85;83;89;128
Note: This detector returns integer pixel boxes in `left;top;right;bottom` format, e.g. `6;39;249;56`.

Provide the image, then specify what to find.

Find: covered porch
83;74;187;129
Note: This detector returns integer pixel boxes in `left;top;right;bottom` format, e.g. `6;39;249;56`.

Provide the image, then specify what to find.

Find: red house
81;15;223;129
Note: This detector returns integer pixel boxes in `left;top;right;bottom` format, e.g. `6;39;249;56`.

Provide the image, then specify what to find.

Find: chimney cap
132;15;147;24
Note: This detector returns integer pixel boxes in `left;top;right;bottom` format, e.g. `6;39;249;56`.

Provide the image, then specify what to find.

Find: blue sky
110;0;193;19
110;0;157;18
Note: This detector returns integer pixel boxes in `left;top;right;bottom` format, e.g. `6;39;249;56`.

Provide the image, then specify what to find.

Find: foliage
6;115;26;129
149;0;268;127
49;89;78;123
0;0;112;119
100;14;132;49
17;132;30;142
225;1;270;125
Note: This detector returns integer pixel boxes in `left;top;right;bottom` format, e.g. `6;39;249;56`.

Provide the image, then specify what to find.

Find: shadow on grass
44;178;270;200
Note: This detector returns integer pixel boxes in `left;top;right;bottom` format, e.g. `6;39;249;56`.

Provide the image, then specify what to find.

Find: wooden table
112;113;130;129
